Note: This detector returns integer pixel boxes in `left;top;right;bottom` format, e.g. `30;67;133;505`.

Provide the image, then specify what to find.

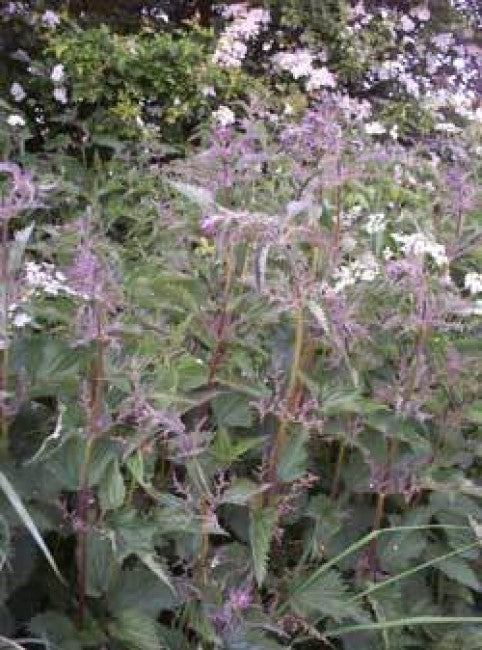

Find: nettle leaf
167;179;215;212
464;401;482;425
8;222;34;274
47;435;118;491
175;354;208;391
221;479;268;506
438;556;481;592
289;568;365;623
249;506;277;587
277;430;308;483
29;612;83;650
107;565;178;618
98;459;126;511
85;531;115;598
212;393;254;428
108;609;162;650
211;429;263;464
107;510;158;560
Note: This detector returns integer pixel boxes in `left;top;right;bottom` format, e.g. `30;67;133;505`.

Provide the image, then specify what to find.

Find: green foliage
0;2;481;649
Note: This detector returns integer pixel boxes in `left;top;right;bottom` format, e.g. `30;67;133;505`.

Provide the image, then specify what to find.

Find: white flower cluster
213;3;270;68
6;114;25;127
391;232;448;267
24;261;79;297
272;48;336;90
212;105;236;127
464;272;482;295
10;82;26;102
7;261;82;331
41;10;60;28
364;213;386;235
50;64;68;104
333;252;380;293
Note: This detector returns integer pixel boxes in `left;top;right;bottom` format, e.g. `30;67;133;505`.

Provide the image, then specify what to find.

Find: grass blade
325;616;482;638
0;471;65;583
349;541;481;603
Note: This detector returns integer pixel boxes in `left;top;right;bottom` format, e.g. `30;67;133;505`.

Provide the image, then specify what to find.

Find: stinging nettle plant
0;3;481;650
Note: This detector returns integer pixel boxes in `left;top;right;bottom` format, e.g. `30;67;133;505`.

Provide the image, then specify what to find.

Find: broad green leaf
249;506;277;586
221;479;268;506
0;472;64;583
98;459;126;511
277;430;308;482
438;556;481;591
108;609;162;650
107;565;178;617
465;402;482;425
29;612;82;650
139;553;176;596
289;568;365;622
85;531;115;598
167;179;215;212
212;393;253;428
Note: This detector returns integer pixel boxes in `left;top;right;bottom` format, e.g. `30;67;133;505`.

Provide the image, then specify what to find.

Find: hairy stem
76;305;105;626
267;301;304;485
0;219;9;458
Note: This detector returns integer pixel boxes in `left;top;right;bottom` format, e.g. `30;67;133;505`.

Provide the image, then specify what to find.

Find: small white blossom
12;312;32;328
364;213;386;235
400;15;416;32
41;9;60;28
365;121;386;135
273;49;314;79
434;122;460;133
10;82;26;102
410;6;430;22
212;105;236;127
333;252;380;292
50;64;64;83
306;66;336;90
6;114;25;127
464;272;482;295
392;232;448;267
53;86;68;104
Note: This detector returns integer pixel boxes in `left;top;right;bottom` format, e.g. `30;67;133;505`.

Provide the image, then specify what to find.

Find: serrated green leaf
108;609;162;650
221;479;268;505
85;531;115;598
438;556;481;591
277;430;308;482
98;459;126;511
167;179;215;212
289;568;365;622
212;393;254;428
107;565;178;617
249;507;277;586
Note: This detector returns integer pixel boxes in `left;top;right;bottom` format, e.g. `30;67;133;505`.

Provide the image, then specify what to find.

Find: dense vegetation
0;2;481;648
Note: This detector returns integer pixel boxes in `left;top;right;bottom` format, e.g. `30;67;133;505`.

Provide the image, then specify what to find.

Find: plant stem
267;301;304;484
0;218;9;458
330;441;346;499
76;305;105;627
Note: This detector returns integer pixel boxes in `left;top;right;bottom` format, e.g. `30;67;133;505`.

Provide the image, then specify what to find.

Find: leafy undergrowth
0;2;481;650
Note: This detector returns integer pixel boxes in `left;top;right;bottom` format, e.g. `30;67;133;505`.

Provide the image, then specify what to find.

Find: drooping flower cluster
213;3;270;68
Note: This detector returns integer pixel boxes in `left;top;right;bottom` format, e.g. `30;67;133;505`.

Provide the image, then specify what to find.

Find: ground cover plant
0;1;481;649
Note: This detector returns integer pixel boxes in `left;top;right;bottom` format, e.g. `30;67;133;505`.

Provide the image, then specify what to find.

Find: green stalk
268;301;304;483
0;218;9;458
325;616;482;639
